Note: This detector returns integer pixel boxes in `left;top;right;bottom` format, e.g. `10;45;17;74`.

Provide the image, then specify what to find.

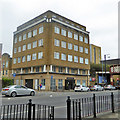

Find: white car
74;85;90;92
90;85;104;91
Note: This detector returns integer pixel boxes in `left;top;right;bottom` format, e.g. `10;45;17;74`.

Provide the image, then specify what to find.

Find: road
1;90;119;118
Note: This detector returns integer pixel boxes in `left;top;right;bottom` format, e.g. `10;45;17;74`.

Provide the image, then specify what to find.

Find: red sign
92;78;95;81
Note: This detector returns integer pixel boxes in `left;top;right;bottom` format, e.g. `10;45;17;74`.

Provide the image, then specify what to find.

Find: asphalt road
1;90;119;118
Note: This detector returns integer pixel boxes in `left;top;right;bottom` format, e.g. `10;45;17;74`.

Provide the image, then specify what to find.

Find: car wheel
30;91;35;96
11;92;17;97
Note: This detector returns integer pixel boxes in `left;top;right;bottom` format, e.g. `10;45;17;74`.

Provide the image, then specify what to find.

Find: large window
18;57;21;63
54;52;59;59
19;35;22;42
68;43;72;50
74;45;78;51
27;43;31;49
61;41;66;48
13;58;16;64
14;37;17;43
23;45;26;51
68;55;72;62
58;79;63;89
38;39;43;46
74;33;78;40
77;80;81;85
36;67;39;72
41;79;45;86
74;56;78;63
33;41;37;48
22;56;25;62
16;80;19;85
33;29;37;36
85;58;89;64
85;48;88;54
79;46;83;53
6;61;8;68
28;31;32;38
61;29;66;36
85;37;88;44
58;67;63;72
80;57;83;64
39;26;43;34
23;34;26;40
27;55;31;61
79;35;83;42
82;80;86;86
38;52;43;59
32;53;36;60
14;48;17;53
50;79;56;90
54;39;60;46
54;26;60;34
52;66;56;72
61;53;66;61
18;46;21;52
68;31;72;38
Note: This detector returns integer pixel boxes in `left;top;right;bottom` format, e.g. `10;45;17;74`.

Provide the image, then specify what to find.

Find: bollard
111;92;114;113
67;96;71;120
28;99;32;120
93;94;96;118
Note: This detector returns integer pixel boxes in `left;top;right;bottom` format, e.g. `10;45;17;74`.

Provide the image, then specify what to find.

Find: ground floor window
35;79;39;90
41;79;45;86
50;79;56;90
82;80;86;86
16;80;19;85
58;79;63;89
77;80;80;85
20;80;23;85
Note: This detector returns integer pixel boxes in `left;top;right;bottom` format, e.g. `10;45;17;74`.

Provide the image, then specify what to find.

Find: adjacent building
12;10;90;91
0;44;2;90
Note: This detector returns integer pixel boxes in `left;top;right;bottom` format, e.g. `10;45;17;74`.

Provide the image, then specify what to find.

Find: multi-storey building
0;44;2;89
12;10;90;91
90;44;101;64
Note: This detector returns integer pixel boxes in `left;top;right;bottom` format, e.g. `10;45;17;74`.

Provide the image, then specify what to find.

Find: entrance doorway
25;79;33;89
65;78;75;90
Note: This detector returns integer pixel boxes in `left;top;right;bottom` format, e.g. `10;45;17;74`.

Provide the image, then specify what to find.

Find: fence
0;99;54;120
67;92;120;120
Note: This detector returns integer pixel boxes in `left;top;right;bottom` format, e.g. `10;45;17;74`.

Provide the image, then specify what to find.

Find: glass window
32;53;36;60
14;37;17;43
54;26;60;34
59;67;63;72
22;56;25;62
38;39;43;46
41;79;45;86
74;56;78;63
80;57;83;64
20;80;23;85
54;52;59;59
38;52;43;59
58;79;63;89
36;67;39;72
39;26;43;34
74;45;78;51
28;32;32;38
77;80;80;85
50;79;56;90
14;48;17;53
68;55;72;62
23;45;26;51
61;29;66;36
85;48;88;54
79;46;83;53
54;39;60;46
85;58;89;64
18;57;21;63
33;29;37;36
71;68;75;74
68;43;72;50
79;35;83;42
68;31;72;38
16;80;19;85
18;46;21;52
13;58;16;64
74;33;78;40
27;43;31;49
33;41;37;48
6;61;8;68
27;55;31;61
82;70;86;74
23;34;26;40
52;66;56;72
85;37;88;43
61;53;66;61
19;35;22;42
82;80;86;86
61;41;66;48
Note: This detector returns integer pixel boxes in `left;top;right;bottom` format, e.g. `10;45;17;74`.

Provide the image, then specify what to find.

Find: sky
0;0;119;60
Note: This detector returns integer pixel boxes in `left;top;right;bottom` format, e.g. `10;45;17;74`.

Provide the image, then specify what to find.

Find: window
85;48;88;54
6;61;8;68
79;46;83;53
33;29;37;36
85;37;88;43
23;45;26;51
58;79;63;89
68;43;72;50
61;29;66;36
68;55;72;62
85;58;89;64
18;57;21;63
74;45;78;51
28;31;32;38
39;26;43;34
27;55;31;61
54;52;59;59
23;34;26;40
27;43;31;49
82;80;86;86
18;46;21;52
13;58;16;64
20;80;23;85
52;66;56;72
50;79;56;90
61;41;66;48
74;33;78;40
82;70;86;75
61;53;66;61
41;79;45;86
14;48;17;53
77;80;80;85
71;68;75;74
79;35;83;42
80;57;83;64
38;39;43;46
14;37;17;43
38;52;43;59
36;67;39;72
16;80;19;85
22;56;25;62
68;31;72;38
54;26;60;34
19;35;22;42
74;56;78;63
33;41;37;48
54;39;60;46
59;67;63;72
32;53;36;60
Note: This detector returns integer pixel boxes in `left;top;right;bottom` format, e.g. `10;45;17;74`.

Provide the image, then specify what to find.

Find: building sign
110;65;120;73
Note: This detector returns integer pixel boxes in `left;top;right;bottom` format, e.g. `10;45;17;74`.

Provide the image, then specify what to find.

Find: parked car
115;86;120;90
104;85;116;90
74;85;90;92
90;85;104;91
2;85;36;97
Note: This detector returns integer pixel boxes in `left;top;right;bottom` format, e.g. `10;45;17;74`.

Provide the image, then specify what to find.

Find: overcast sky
0;0;119;60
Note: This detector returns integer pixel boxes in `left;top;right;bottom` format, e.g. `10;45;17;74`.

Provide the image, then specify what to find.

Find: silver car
2;85;36;97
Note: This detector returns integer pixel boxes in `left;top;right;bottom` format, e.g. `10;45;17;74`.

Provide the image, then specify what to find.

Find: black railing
0;99;54;120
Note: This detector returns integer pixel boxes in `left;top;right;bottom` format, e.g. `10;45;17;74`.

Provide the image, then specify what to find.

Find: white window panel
74;56;78;63
13;58;16;64
68;31;72;38
61;53;66;61
68;55;72;62
28;32;32;38
39;26;43;34
27;55;31;61
79;46;83;53
18;46;21;52
22;56;25;62
80;57;84;64
85;48;88;54
19;35;22;42
74;33;78;40
32;53;36;60
54;26;60;34
61;29;66;36
68;43;72;50
74;45;78;51
33;41;37;48
85;37;88;44
54;52;59;59
6;61;8;68
23;34;26;40
79;35;83;42
27;43;31;49
54;39;60;46
33;29;37;36
18;57;21;63
14;48;17;53
85;58;89;64
38;39;43;46
23;45;26;51
38;52;43;59
14;37;17;43
61;41;66;48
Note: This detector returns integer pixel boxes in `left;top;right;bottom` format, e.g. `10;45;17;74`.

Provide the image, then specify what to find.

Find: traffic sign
13;73;16;77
